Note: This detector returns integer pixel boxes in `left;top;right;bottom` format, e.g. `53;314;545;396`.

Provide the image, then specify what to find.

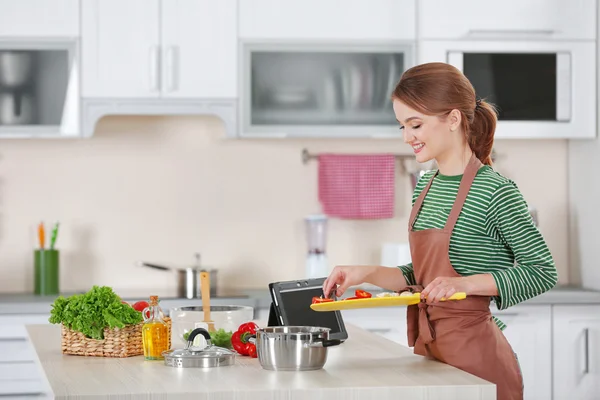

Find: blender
305;214;329;278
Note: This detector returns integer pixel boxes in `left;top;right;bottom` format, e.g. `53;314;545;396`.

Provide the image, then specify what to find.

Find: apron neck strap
444;152;482;231
409;172;436;230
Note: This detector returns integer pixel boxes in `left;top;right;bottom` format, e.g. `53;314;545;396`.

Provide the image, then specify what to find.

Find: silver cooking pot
138;261;217;299
249;326;341;371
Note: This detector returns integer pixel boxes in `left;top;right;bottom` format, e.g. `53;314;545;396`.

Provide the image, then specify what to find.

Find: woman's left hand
421;276;472;303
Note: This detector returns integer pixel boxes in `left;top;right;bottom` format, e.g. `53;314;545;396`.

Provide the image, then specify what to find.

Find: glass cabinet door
0;42;79;136
241;43;414;137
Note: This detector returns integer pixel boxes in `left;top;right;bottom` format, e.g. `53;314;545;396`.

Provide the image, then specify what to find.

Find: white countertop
27;323;495;400
3;285;600;315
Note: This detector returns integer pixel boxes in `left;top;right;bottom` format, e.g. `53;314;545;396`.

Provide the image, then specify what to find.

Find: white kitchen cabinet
0;313;51;397
553;305;600;400
493;306;552;400
418;0;597;40
81;0;161;98
239;0;416;41
82;0;237;99
161;0;237;99
0;0;79;38
341;308;408;347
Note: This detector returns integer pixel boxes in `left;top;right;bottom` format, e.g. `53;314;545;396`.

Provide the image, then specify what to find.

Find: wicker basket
60;317;172;358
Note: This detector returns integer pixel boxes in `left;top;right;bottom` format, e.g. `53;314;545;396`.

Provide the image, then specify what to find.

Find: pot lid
162;327;236;368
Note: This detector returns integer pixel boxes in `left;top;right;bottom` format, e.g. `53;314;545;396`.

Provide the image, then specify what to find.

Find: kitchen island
27;324;495;400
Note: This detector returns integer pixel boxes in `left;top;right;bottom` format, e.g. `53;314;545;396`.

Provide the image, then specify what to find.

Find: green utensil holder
34;249;59;295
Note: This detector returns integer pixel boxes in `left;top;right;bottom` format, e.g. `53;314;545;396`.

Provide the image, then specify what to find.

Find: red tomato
132;301;149;313
247;344;258;358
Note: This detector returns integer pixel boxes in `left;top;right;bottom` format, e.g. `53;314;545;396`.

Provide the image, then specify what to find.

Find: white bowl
170;305;254;348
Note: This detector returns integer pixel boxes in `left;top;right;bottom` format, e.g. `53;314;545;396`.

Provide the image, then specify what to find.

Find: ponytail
392;62;499;165
467;100;498;166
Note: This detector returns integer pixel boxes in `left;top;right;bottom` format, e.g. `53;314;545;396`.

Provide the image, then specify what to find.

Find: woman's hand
421;274;498;303
421;276;472;303
323;265;378;298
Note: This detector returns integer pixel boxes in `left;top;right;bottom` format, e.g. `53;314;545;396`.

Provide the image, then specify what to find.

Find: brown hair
391;62;498;166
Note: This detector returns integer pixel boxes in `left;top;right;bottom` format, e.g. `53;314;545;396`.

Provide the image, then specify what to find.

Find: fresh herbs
49;286;143;340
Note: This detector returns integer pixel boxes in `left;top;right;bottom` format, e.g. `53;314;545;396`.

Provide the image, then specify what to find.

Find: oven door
419;40;596;139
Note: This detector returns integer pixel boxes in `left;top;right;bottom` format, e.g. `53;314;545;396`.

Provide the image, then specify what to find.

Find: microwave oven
419;40;596;139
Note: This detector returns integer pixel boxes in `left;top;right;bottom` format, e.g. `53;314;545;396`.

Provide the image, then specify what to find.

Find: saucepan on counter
136;254;217;299
248;326;342;371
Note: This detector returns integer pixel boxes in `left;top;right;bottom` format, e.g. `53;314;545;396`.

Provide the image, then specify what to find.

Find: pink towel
318;153;396;219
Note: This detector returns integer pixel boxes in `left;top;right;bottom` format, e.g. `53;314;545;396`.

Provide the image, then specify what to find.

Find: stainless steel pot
139;261;217;299
250;326;341;371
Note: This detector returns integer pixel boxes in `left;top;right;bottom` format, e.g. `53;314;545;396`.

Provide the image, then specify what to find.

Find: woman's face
392;98;461;164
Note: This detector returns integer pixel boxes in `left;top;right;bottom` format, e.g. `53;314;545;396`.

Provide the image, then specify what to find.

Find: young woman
323;62;558;400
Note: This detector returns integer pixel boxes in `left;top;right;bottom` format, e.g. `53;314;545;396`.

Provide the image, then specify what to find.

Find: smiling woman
323;62;558;400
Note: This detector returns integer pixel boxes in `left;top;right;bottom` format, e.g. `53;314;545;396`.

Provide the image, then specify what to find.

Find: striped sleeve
487;182;558;310
398;263;416;286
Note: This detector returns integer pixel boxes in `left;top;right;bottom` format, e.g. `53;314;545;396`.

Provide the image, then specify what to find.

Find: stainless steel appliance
305;214;328;279
420;39;595;139
0;51;33;88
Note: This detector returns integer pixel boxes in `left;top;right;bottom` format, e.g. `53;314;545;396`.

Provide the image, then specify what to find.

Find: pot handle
307;338;342;348
185;327;212;349
247;334;256;344
138;261;170;271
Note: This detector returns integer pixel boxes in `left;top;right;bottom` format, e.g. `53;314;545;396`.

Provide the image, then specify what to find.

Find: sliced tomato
355;289;372;298
312;296;334;304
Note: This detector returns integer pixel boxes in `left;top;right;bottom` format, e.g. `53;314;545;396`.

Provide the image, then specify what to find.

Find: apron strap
444;153;482;231
408;172;437;230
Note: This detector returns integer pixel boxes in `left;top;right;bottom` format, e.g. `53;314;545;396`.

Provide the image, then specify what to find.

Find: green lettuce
49;286;143;340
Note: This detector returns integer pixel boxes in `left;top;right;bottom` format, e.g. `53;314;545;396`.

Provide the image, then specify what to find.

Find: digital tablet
268;277;348;342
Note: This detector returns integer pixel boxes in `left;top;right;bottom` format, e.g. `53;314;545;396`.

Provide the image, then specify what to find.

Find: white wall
0;115;569;294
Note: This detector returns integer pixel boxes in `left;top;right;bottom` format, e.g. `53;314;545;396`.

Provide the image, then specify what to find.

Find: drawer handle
583;328;590;375
466;29;556;38
0;338;26;342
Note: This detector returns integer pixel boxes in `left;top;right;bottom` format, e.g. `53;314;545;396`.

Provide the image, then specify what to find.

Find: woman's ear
448;109;462;132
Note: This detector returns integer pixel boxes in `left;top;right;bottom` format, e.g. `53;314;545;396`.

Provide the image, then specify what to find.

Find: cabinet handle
466;29;556;38
166;46;179;92
149;46;160;92
583;328;590;375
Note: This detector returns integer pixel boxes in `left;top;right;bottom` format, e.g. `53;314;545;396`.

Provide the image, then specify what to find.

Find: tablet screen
278;286;342;332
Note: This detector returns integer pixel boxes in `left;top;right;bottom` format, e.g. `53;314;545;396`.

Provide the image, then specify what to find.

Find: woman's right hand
323;265;378;298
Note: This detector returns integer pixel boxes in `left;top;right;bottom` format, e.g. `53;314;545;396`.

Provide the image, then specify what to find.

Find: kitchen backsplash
0;116;568;293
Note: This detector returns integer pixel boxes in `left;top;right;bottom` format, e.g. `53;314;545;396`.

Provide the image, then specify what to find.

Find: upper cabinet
0;0;79;38
81;0;161;99
0;0;80;138
81;0;237;99
160;1;237;99
240;0;416;41
418;0;597;40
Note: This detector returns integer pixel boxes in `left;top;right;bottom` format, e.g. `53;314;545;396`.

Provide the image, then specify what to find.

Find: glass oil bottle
142;295;169;360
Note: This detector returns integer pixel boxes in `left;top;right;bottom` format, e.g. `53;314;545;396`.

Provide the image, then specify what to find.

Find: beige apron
404;153;523;400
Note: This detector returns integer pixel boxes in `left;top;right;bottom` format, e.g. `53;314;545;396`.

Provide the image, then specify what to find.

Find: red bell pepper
355;289;372;298
312;296;334;304
232;322;259;357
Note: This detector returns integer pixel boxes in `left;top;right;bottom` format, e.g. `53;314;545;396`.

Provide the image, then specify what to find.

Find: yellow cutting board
309;292;467;312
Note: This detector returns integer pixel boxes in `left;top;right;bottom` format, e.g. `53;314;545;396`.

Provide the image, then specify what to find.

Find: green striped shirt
399;166;558;330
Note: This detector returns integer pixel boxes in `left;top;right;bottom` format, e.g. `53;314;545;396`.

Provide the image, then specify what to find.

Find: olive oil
142;295;169;360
